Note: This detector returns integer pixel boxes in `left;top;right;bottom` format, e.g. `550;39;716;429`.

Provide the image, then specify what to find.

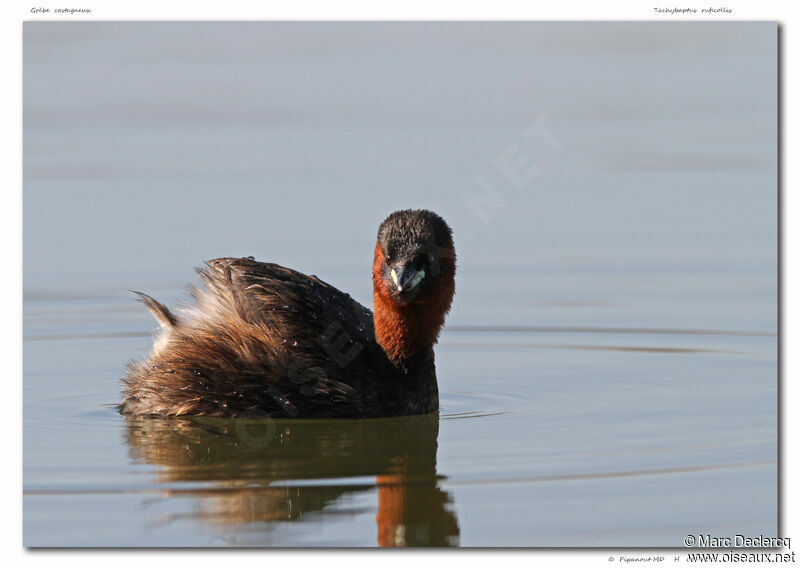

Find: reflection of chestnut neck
376;475;406;547
376;474;459;547
371;242;456;363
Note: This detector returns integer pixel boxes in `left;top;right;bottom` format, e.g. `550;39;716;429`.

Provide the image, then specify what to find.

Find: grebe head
372;209;456;362
374;209;455;306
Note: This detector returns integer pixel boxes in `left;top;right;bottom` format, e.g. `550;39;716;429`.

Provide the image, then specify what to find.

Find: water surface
23;22;777;547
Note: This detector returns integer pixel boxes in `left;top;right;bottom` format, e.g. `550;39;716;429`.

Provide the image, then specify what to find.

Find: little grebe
121;209;456;418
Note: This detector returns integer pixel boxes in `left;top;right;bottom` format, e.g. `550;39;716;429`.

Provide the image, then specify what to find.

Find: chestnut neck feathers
371;210;456;364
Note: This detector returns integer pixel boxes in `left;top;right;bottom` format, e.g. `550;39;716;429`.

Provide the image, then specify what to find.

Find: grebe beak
391;265;425;293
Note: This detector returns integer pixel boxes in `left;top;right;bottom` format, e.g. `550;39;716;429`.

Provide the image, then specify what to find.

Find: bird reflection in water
124;412;459;546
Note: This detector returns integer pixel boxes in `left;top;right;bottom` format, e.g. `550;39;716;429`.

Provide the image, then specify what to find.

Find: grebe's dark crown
377;209;453;264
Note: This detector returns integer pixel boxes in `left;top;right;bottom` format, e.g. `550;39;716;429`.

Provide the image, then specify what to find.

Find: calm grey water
23;22;777;547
